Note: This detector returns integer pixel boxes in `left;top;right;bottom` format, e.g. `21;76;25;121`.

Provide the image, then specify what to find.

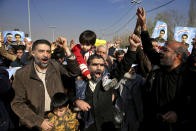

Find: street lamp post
131;0;142;10
28;0;31;38
48;26;56;42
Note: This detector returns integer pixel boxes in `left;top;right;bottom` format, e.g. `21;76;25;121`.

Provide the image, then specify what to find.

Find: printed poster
174;27;196;53
152;21;168;48
3;31;25;43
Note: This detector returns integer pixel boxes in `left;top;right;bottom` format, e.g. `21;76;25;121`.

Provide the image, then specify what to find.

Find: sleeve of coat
0;44;17;61
132;76;146;122
71;44;90;77
20;51;32;66
11;70;44;128
141;31;160;65
59;58;80;77
110;47;137;80
0;67;10;95
136;46;152;77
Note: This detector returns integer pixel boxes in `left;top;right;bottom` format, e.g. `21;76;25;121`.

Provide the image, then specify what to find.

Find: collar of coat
29;60;58;80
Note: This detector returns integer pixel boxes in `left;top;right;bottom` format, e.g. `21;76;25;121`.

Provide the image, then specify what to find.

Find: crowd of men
0;7;196;131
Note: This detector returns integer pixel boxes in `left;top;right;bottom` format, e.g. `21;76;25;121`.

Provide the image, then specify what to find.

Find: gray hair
174;47;188;64
96;45;108;55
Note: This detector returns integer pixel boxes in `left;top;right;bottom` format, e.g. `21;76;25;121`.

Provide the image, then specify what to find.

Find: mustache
42;57;49;61
94;69;102;74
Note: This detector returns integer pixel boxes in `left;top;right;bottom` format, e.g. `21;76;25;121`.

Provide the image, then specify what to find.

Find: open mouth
42;58;49;64
95;72;102;78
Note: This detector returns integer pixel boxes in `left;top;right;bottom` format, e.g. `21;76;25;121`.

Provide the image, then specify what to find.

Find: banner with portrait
174;27;196;53
3;31;25;43
152;21;168;48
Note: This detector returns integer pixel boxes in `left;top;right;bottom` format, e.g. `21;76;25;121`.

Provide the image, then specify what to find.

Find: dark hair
160;29;165;34
6;33;13;36
50;93;70;111
32;39;51;51
87;54;105;65
51;47;65;60
182;34;188;38
15;34;21;38
115;50;125;58
16;45;25;51
150;38;158;42
14;45;25;54
79;30;96;46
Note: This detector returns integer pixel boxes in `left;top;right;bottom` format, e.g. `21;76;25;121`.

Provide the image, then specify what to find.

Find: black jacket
140;31;194;131
10;58;23;67
0;67;14;131
84;47;137;131
116;73;145;131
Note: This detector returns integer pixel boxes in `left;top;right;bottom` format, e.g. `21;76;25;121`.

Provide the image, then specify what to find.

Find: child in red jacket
71;30;96;99
71;30;116;100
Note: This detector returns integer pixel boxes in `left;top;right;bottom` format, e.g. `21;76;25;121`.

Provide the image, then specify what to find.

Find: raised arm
56;37;80;77
134;19;141;37
71;44;91;78
20;40;33;65
110;34;141;80
0;44;16;61
137;7;160;65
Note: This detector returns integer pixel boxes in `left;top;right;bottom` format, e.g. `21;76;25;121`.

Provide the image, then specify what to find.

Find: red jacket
71;44;95;77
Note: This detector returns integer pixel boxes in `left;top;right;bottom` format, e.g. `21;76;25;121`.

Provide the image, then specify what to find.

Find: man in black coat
137;7;195;131
75;34;141;131
0;67;15;130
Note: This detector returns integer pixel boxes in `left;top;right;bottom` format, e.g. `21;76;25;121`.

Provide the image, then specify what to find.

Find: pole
48;26;56;42
52;29;54;42
28;0;31;38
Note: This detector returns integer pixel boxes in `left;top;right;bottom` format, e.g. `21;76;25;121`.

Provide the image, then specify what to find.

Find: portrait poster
152;21;168;48
174;27;196;53
3;31;25;43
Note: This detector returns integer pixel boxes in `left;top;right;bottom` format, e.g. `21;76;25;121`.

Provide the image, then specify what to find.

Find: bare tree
146;18;156;36
148;10;186;41
112;7;189;44
112;32;129;48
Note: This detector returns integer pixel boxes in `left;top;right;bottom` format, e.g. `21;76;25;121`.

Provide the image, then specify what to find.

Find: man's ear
31;50;35;57
176;53;182;61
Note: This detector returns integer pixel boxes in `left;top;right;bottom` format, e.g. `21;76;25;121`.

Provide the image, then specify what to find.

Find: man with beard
11;37;80;131
137;7;192;131
75;34;141;131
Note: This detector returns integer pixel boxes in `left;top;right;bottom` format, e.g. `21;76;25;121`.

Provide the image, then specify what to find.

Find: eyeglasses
160;46;175;54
